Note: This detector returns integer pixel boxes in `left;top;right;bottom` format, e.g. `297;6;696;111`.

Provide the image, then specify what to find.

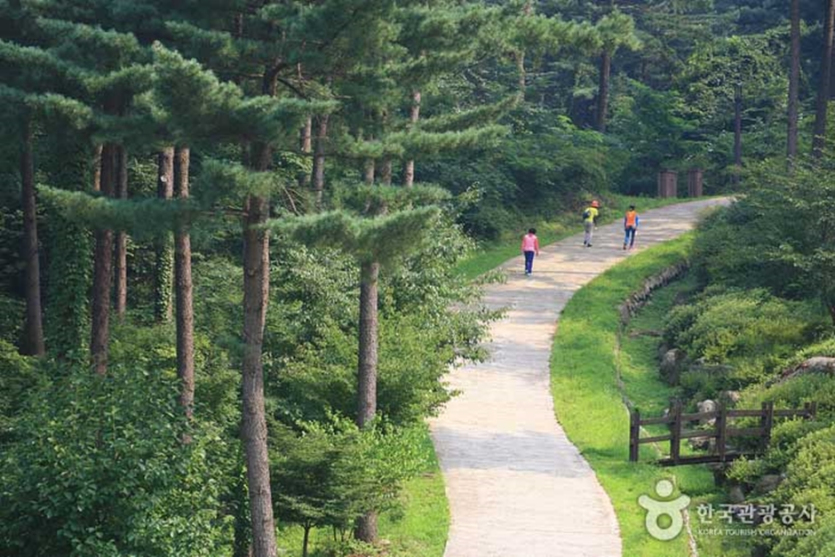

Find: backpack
582;208;592;220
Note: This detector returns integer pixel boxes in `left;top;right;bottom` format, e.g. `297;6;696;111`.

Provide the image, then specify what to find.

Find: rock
689;436;710;451
660;349;687;385
719;390;742;405
696;399;717;426
771;357;835;386
729;484;746;504
755;474;784;494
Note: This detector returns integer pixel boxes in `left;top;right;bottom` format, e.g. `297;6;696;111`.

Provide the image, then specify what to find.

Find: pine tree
173;146;194;422
788;0;801;161
154;146;174;322
594;10;640;132
19;13;153;373
814;0;835;159
151;40;332;556
274;184;446;543
0;17;92;357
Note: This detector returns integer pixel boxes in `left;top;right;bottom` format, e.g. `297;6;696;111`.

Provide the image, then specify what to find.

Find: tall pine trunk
114;145;128;319
515;50;526;101
241;188;276;557
174;147;194;422
20;117;45;356
596;50;612;133
240;66;280;556
355;259;380;543
514;1;532;102
788;0;801;161
91;144;116;375
155;147;175;322
733;84;743;185
364;158;375;185
814;0;835;159
379;159;392;186
403;90;421;187
46;139;94;361
312;114;329;207
299;117;312;188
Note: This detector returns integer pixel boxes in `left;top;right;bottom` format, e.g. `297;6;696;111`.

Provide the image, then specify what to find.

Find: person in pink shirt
521;228;540;276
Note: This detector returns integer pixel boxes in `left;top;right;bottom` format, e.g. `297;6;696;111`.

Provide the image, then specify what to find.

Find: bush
0;339;37;445
0;365;233;557
769;425;835;557
665;288;822;365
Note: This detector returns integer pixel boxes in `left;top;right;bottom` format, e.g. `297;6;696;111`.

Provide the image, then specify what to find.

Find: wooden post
687;168;703;197
657;170;678;198
716;404;727;462
670;400;682;464
805;401;818;420
629;409;640;462
760;401;774;452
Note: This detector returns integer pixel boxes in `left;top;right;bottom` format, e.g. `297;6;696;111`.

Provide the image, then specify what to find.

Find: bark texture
155;147;175;322
814;0;835;159
91;144;116;375
364;158;375;185
20;117;45;356
379;159;392;186
241;190;276;557
355;260;380;542
596;50;611;133
114;145;128;319
733;84;743;184
312;114;329;207
174;147;194;422
403;90;421;187
787;0;801;160
299;116;312;188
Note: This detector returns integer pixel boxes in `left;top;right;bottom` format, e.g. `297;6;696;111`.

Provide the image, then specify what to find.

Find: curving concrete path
430;198;728;557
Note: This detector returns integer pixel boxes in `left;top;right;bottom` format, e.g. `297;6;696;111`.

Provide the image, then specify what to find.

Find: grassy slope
550;235;745;557
456;194;690;280
277;424;448;557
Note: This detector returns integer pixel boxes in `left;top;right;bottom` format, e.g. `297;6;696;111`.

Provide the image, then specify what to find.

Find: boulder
696;399;717;426
755;474;784;494
728;484;746;504
660;348;687;385
771;357;835;386
689;435;711;451
719;390;742;405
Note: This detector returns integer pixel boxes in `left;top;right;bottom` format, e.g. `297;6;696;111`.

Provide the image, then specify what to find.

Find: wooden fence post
760;401;774;452
629;409;640;462
670;400;683;464
716;404;727;462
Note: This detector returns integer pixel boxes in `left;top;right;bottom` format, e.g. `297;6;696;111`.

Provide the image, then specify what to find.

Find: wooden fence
629;401;817;466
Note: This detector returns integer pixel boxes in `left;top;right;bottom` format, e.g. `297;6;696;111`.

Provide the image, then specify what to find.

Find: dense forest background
2;0;835;556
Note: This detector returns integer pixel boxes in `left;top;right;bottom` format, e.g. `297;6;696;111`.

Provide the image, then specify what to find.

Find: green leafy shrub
0;340;37;445
768;425;835;557
0;296;23;346
665;289;822;365
0;365;233;557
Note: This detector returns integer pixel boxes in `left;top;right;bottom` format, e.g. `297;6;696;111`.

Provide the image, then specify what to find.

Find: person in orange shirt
623;205;640;250
521;228;540;275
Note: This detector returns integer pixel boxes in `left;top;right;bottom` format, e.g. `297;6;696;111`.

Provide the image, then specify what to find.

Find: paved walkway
430;199;728;557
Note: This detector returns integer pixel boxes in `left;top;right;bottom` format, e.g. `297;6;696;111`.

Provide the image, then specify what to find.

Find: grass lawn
276;424;448;557
550;235;747;557
455;194;692;280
